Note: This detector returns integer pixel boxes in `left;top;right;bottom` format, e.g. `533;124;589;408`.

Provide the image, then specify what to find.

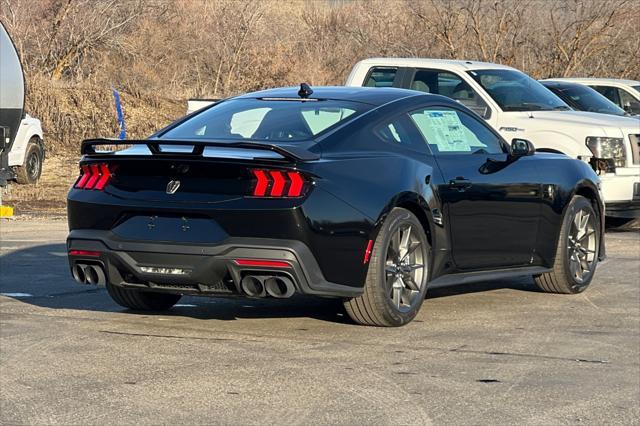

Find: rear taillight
75;163;112;190
250;169;307;198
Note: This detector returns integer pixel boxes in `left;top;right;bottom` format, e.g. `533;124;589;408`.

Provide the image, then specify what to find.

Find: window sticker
411;110;487;152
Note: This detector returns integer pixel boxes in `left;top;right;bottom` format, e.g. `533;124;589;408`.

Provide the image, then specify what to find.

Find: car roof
542;77;640;86
234;85;428;106
355;57;517;72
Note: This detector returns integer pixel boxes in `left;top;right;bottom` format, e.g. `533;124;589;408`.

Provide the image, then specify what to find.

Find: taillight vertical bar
252;170;269;196
287;171;304;197
84;164;101;189
94;164;111;190
269;170;286;197
75;165;91;188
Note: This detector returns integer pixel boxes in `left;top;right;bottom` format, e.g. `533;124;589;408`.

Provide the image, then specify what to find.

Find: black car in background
67;86;605;326
541;80;633;118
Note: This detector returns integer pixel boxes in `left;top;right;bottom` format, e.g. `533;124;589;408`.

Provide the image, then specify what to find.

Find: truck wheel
344;207;430;326
106;282;181;311
15;138;43;184
534;195;600;294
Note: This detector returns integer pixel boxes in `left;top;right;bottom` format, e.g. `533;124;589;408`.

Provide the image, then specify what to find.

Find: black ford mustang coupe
67;86;605;326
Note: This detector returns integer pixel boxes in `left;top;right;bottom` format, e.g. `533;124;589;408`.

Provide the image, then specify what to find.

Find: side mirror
510;138;535;157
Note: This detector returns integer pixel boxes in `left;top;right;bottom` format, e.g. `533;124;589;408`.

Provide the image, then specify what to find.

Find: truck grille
630;134;640;165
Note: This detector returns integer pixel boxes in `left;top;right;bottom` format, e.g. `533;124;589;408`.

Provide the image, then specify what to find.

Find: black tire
106;283;181;311
344;207;430;327
534;195;600;294
15;138;43;184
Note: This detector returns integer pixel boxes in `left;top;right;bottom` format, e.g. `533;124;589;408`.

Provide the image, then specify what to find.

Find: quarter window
411;69;490;118
409;107;504;155
374;114;428;152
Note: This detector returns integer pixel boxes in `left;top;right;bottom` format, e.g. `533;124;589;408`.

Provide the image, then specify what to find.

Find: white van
346;58;640;219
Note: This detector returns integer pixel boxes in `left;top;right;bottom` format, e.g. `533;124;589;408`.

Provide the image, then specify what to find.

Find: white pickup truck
8;115;44;184
1;22;44;185
346;58;640;219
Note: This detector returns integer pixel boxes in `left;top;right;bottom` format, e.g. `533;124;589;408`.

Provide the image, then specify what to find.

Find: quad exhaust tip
240;276;266;297
264;276;295;298
240;275;295;298
72;264;106;285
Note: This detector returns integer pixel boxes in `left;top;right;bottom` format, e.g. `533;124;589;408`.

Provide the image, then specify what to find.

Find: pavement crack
99;330;233;342
449;347;609;364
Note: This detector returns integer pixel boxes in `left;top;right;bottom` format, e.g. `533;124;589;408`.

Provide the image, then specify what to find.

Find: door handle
449;177;472;191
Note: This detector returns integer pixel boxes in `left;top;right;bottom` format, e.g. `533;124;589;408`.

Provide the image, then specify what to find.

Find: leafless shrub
1;0;638;157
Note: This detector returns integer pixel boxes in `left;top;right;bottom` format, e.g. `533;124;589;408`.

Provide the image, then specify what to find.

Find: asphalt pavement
1;219;638;425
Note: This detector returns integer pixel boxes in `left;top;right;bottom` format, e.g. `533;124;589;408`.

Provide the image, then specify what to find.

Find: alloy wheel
567;208;598;284
385;224;426;312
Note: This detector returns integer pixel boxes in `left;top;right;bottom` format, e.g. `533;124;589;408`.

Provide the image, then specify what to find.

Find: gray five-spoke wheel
567;207;597;284
385;224;425;312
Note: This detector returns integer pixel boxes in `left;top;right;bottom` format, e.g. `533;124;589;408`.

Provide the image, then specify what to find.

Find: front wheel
534;195;600;294
106;283;182;311
344;208;430;327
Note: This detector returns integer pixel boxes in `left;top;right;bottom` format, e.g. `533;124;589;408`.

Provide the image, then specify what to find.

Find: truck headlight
586;137;626;167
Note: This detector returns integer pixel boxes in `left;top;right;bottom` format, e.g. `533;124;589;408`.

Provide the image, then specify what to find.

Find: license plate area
112;216;228;244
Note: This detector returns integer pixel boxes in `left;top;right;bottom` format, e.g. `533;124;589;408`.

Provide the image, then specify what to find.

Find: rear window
161;99;367;142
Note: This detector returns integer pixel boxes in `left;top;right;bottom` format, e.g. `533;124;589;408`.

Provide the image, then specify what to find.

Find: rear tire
15;138;43;184
344;208;430;327
106;283;181;311
534;195;600;294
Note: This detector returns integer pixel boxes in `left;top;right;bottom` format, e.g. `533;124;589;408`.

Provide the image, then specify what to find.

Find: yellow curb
0;205;14;218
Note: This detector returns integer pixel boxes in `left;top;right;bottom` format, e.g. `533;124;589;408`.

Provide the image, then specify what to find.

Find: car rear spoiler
81;138;320;162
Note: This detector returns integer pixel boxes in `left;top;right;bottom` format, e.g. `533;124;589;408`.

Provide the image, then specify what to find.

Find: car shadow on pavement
1;243;539;324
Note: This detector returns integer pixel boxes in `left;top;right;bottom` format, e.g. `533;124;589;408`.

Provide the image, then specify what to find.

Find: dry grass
2;156;78;217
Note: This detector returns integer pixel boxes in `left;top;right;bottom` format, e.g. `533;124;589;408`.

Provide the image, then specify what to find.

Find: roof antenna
298;83;313;99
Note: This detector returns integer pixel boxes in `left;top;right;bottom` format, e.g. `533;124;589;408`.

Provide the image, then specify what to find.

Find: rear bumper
66;230;362;298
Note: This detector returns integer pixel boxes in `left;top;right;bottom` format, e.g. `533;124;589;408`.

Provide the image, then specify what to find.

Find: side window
411;69;490;118
409;107;504;155
364;68;398;88
591;85;620;106
374;114;428;152
617;88;636;108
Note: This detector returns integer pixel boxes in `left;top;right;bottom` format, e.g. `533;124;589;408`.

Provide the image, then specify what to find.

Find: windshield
632;85;640;93
161;98;367;142
467;69;570;112
552;84;626;116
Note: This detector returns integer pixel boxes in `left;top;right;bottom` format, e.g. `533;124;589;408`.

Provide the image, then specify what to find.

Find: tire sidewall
373;208;430;325
560;196;599;292
21;141;43;184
